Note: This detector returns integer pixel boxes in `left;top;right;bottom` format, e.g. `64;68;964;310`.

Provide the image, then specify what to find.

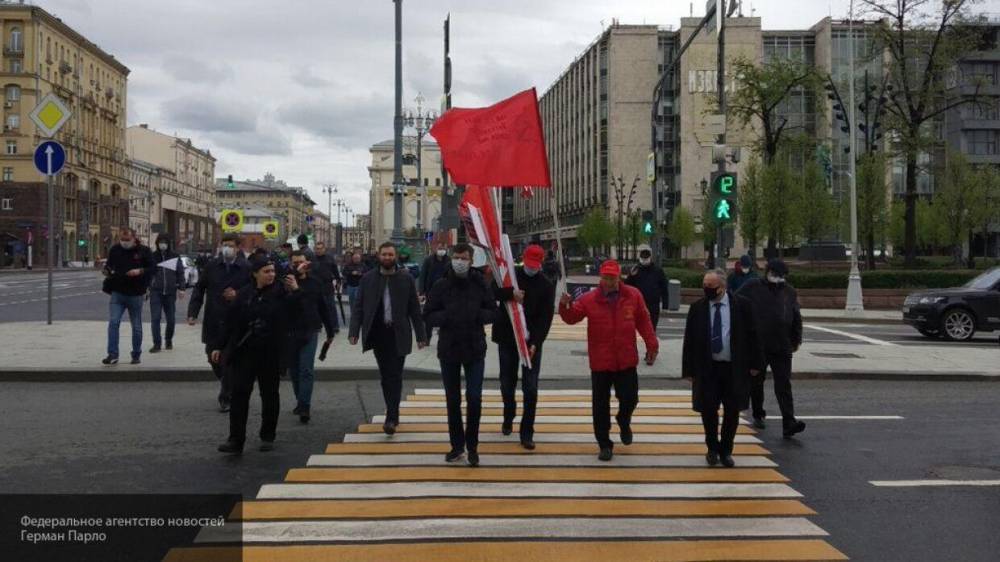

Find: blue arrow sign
305;215;314;224
33;141;66;176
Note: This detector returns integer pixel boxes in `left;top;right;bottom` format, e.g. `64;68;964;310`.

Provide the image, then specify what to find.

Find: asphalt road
2;270;997;347
0;378;996;561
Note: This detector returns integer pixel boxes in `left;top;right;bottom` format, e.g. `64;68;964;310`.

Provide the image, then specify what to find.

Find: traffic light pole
714;0;727;270
47;172;53;325
845;2;864;312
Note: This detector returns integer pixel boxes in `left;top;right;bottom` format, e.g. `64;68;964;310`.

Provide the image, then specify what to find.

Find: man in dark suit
682;269;763;468
348;241;428;435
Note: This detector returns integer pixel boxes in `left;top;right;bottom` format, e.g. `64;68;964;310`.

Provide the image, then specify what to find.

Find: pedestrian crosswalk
164;388;847;561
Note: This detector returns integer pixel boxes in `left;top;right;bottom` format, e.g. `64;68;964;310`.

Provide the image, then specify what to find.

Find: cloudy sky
39;0;888;217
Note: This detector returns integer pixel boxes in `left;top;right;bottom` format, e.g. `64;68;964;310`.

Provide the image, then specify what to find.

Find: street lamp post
391;0;405;243
845;1;864;313
323;184;337;247
403;93;438;234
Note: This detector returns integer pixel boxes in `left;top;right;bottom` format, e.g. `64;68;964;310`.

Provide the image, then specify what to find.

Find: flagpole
548;188;567;293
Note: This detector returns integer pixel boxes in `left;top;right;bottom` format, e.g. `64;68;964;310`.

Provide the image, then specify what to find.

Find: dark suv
902;267;1000;341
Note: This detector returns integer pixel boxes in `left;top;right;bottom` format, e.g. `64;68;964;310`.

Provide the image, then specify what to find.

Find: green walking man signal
641;210;654;236
714;199;732;220
710;171;738;224
226;174;235;189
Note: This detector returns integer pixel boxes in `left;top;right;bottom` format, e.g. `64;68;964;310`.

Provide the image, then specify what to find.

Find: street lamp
323;184;337;247
845;0;864;313
403;93;438;233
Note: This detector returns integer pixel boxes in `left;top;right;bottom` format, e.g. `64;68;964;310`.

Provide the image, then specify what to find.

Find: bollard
668;279;681;311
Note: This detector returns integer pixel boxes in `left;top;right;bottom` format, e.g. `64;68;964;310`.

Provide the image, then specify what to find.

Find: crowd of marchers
98;226;806;466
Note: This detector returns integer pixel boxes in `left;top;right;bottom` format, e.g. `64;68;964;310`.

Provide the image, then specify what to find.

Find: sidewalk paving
2;319;996;381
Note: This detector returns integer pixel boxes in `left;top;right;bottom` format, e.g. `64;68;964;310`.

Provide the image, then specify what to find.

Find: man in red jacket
559;260;659;461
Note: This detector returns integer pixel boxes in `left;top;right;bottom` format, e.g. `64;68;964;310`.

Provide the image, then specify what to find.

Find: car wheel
917;328;940;338
942;309;976;341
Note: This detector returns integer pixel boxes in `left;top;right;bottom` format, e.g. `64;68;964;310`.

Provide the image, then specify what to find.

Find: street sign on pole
219;209;244;233
28;93;72;138
33;141;66;176
262;221;279;239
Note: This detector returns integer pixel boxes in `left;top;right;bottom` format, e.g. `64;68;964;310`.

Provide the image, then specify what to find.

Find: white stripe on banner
870;480;1000;487
401;401;693;409
195;517;826;544
414;389;692;396
256;482;802;500
306;454;777;468
344;433;761;444
371;415;745;425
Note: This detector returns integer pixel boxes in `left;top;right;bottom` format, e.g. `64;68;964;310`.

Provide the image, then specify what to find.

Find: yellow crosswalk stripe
284;466;790;484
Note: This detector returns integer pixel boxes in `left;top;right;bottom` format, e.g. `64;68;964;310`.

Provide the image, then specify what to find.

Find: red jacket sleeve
559;294;587;325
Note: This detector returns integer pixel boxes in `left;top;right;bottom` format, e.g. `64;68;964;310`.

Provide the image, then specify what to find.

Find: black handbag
102;277;113;295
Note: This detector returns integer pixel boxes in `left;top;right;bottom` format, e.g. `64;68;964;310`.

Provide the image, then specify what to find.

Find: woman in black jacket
212;257;301;454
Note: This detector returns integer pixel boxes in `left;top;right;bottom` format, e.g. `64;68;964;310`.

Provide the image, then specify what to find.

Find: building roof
128;125;215;161
214;176;316;206
371;136;438;150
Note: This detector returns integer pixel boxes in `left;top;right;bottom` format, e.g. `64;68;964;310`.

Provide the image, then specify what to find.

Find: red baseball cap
599;259;621;277
523;245;545;269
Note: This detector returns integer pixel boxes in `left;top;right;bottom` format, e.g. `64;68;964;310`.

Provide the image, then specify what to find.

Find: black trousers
498;343;543;441
750;352;795;424
228;355;280;444
590;368;639;450
372;320;405;424
700;360;741;456
206;343;232;404
649;307;660;329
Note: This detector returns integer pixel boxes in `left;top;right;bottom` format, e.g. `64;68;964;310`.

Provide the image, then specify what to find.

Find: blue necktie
711;303;723;354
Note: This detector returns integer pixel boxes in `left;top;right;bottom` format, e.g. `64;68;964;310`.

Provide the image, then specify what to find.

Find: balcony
3;46;23;57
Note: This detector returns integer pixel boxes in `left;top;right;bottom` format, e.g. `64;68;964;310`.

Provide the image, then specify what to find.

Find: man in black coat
187;234;251;412
625;244;669;328
149;233;186;353
737;259;806;438
492;244;555;449
286;250;337;424
311;241;343;326
418;241;451;298
348;241;428;435
424;243;497;467
682;269;763;468
102;227;155;366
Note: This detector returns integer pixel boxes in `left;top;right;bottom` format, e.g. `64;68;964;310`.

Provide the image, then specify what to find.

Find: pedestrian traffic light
641;210;654;236
226;174;234;189
710;171;737;224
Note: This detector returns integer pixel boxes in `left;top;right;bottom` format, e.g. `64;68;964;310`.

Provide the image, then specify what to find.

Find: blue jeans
288;331;320;410
108;292;144;359
149;291;177;347
346;286;359;316
440;358;485;453
498;343;543;440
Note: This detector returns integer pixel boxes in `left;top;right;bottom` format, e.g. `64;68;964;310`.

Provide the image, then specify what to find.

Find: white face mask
157;243;168;251
451;259;470;276
524;266;539;277
640;257;651;266
767;273;785;284
120;240;134;250
221;246;236;260
436;249;447;257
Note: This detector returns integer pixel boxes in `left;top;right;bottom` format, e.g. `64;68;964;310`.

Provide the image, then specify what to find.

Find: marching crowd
99;225;806;467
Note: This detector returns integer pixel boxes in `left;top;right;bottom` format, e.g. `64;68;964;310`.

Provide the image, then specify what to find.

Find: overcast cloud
41;0;889;217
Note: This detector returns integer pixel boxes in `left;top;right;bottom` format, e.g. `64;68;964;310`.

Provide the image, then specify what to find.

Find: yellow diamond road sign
29;93;72;138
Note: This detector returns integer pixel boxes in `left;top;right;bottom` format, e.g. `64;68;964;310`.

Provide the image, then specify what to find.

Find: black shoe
218;401;230;413
165;342;173;350
383;421;397;435
520;439;536;450
719;454;735;468
783;420;806;439
706;450;719;467
149;345;161;354
259;440;275;452
501;421;513;436
467;450;480;467
299;408;310;424
598;447;613;462
292;405;302;416
101;355;118;366
217;440;243;454
130;356;141;365
619;423;633;445
445;449;465;463
752;416;766;430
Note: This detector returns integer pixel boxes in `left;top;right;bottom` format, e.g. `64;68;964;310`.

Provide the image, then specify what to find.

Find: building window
968;130;999;155
9;28;22;52
6;140;16;155
1;198;11;211
10;60;21;74
2;167;12;182
6;85;20;102
6;114;18;129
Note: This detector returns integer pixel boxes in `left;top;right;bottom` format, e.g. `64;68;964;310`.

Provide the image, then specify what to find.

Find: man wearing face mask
423;244;497;466
148;233;186;353
349;242;428;434
492;244;555;449
102;227;155;365
419;242;451;300
682;269;763;467
736;259;805;438
286;251;336;424
559;260;659;462
625;244;669;328
188;234;251;412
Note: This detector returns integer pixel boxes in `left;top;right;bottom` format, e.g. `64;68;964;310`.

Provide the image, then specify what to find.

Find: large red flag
430;88;551;188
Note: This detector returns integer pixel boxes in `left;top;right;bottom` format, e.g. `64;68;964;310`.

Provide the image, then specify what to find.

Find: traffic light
226;174;234;189
641;210;654;236
77;238;86;247
710;171;737;224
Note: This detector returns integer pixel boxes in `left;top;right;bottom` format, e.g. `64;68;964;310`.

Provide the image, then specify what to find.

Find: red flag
430;88;551;188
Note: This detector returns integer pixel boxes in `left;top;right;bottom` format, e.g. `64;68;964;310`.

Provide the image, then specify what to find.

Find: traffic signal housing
226;174;235;189
710;171;737;225
641;210;654;236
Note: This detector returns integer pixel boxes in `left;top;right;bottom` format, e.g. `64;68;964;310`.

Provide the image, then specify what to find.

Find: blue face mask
524;267;539;277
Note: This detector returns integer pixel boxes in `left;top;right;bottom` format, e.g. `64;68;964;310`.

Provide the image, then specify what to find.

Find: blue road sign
305;215;314;224
33;141;66;176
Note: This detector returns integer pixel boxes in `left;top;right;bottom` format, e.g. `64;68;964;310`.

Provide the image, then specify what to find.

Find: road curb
663;312;901;325
0;369;996;383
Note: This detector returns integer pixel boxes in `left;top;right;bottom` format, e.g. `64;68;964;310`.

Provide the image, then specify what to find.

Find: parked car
179;256;199;289
902;267;1000;341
